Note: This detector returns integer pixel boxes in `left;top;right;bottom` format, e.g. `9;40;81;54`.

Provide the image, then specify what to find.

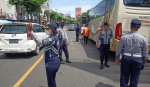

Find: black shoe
105;63;110;68
100;64;104;69
66;59;71;63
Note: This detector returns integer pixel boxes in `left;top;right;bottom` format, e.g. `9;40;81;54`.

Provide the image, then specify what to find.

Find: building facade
0;0;16;20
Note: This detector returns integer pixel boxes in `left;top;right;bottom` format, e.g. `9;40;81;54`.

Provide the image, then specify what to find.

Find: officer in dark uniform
96;22;113;69
57;22;71;64
26;21;60;87
116;19;148;87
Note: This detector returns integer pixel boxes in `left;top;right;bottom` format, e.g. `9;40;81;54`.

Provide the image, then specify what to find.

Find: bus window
89;0;107;20
89;0;116;21
124;0;150;7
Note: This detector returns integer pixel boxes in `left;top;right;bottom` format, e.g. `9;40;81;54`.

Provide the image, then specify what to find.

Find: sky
49;0;101;18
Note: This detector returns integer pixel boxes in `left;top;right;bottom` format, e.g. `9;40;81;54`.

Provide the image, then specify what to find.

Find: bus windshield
124;0;150;7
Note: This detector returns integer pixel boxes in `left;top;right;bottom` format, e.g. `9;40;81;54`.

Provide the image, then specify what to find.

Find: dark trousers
59;41;69;61
100;44;110;64
76;34;79;42
45;58;60;87
84;36;88;44
120;56;143;87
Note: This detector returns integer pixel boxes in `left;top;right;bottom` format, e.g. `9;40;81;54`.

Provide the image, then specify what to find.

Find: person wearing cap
57;22;71;64
96;22;113;69
26;21;60;87
115;19;148;87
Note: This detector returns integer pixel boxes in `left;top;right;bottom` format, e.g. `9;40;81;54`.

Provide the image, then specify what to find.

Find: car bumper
0;48;34;53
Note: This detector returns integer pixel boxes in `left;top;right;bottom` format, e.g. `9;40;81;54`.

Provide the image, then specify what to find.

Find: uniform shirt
30;31;59;60
116;31;148;61
83;27;90;37
75;27;80;35
81;27;84;34
96;28;113;45
57;27;68;41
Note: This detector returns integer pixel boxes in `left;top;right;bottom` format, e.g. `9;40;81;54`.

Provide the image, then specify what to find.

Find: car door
33;24;48;40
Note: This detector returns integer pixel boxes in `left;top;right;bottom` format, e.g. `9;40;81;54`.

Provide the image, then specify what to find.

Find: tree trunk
16;5;20;22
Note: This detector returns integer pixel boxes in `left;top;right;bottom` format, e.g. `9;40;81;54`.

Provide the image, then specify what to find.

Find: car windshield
124;0;150;7
1;25;27;34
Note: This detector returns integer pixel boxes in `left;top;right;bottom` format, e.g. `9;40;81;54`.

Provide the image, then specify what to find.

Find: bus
88;0;150;53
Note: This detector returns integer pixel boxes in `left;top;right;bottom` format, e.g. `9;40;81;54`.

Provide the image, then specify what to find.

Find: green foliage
9;0;23;5
23;0;47;13
50;11;73;22
44;10;50;17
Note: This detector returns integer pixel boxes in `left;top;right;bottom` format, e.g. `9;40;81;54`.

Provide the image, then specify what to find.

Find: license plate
9;39;19;44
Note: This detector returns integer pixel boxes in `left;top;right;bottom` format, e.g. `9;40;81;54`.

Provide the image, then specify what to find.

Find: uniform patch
49;38;52;41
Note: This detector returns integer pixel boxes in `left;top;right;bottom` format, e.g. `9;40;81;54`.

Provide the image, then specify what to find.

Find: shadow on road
66;61;120;83
79;38;115;62
66;35;150;84
0;53;34;59
95;82;115;87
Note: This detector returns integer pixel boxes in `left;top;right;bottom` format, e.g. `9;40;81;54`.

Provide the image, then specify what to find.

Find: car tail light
115;23;122;40
27;48;32;50
27;32;33;40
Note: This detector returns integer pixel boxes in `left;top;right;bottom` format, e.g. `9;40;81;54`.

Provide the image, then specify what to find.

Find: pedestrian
81;24;85;39
83;24;90;44
115;19;148;87
96;22;113;69
75;24;80;42
26;21;60;87
58;22;71;64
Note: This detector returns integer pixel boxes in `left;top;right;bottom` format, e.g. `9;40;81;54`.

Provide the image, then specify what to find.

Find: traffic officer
116;19;148;87
96;22;113;69
26;21;60;87
57;22;71;64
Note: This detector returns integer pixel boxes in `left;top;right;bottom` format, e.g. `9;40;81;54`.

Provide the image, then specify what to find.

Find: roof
2;22;39;25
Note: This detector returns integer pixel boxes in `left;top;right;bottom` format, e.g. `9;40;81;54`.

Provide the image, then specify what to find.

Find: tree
9;0;23;22
23;0;47;21
44;10;50;21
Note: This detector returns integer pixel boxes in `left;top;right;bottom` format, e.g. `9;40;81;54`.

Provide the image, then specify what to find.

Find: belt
123;53;142;58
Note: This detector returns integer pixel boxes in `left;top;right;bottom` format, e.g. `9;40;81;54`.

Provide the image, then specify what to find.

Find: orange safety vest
83;27;90;37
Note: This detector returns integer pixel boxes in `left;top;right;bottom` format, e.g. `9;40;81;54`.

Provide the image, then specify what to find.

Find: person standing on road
58;22;71;64
26;21;60;87
75;24;81;42
115;19;148;87
81;24;85;39
83;25;90;44
96;22;113;69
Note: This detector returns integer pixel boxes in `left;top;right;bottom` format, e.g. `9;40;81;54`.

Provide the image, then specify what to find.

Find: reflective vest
83;27;90;37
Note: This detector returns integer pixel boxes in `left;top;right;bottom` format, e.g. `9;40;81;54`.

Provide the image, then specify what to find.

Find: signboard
75;7;81;19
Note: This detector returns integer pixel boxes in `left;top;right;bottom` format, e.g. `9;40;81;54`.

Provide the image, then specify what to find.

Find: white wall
4;0;17;20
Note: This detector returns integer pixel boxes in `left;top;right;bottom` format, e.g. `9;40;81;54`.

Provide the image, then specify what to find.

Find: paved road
0;30;150;87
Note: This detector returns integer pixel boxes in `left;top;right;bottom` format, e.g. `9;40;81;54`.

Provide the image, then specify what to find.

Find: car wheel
4;53;12;57
34;46;40;55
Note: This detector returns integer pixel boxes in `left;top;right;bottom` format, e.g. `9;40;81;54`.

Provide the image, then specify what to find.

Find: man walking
75;24;80;42
96;22;113;69
116;19;148;87
58;22;71;64
83;25;90;44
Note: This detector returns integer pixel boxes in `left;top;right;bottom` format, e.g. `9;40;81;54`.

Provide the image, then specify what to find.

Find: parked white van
0;22;48;56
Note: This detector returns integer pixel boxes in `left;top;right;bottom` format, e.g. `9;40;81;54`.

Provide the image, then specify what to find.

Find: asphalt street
0;30;150;87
